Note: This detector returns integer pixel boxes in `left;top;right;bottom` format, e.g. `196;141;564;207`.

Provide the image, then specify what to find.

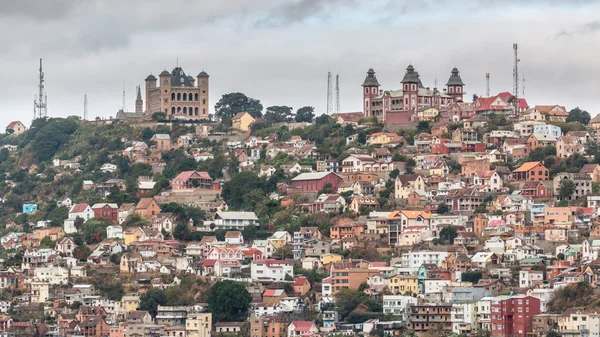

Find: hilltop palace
117;66;210;121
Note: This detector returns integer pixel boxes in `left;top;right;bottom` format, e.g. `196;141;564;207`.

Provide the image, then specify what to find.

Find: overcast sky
2;0;600;128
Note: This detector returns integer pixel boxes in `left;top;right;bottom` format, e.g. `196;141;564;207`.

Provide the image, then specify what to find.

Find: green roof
520;258;544;263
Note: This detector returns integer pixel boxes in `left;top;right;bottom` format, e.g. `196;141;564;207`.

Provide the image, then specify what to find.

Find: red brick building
490;295;540;337
291;172;343;192
91;203;118;223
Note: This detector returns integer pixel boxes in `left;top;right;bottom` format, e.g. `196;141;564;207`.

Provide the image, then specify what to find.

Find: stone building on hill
117;66;210;121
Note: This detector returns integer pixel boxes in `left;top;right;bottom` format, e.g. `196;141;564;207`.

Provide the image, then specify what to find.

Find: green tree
214;93;264;119
438;226;458;244
31;118;79;162
221;172;262;209
558;178;576;200
295;106;315;123
437;203;450;214
39;237;56;249
151;112;167;121
139;288;167;318
566;107;591;124
81;218;111;244
264;106;294;124
461;271;483;283
73;245;91;260
173;223;192;241
208;280;252;322
357;131;367;145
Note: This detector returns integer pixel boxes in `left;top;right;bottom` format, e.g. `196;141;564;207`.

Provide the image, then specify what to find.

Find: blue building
533;124;562;138
22;204;38;214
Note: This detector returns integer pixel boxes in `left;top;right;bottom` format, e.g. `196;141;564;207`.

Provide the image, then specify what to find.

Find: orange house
512;161;549;181
330;222;364;240
544;207;571;224
293;277;311;296
472;213;488;236
461;159;490;177
134;198;161;218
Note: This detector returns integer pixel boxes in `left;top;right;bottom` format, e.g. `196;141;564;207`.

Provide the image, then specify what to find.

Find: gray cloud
0;0;599;129
555;19;600;39
0;0;78;20
254;0;353;28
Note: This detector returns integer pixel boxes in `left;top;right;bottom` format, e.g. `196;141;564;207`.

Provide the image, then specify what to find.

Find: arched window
189;107;193;116
171;93;175;101
195;107;199;116
203;108;206;115
177;93;181;100
372;88;376;93
177;107;181;113
365;88;369;94
183;93;187;101
183;107;187;114
202;99;206;105
171;107;175;115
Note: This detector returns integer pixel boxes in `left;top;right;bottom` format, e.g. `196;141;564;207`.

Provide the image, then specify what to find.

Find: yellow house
122;296;140;312
124;227;145;245
388;274;419;295
320;253;343;266
368;132;399;145
417;107;439;121
33;227;65;242
232;112;255;132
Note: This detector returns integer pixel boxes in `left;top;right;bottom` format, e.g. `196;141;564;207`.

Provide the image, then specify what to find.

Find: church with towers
362;65;465;123
116;66;210;121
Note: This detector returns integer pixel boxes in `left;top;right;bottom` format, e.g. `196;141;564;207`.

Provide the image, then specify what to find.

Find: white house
382;295;418;320
107;225;124;239
34;266;69;285
224;231;244;245
519;270;544;288
251;259;294;281
259;165;277;178
208;212;259;231
100;163;118;173
287;321;318;337
400;251;449;268
55;237;76;257
473;170;503;192
252;240;277;259
69;204;94;221
484;237;506;254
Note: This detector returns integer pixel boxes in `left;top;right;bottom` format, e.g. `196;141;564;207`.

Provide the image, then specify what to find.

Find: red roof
173;171;211;182
6;121;22;129
291;321;315;331
369;262;388;268
202;259;216;267
293;277;308;286
70;204;89;213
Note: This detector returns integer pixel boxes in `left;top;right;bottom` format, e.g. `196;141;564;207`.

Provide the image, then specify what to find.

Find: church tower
135;85;143;115
144;74;157;116
401;65;420;113
446;67;465;102
362;68;380;118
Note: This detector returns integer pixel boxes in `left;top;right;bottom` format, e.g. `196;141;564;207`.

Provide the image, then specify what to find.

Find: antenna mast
84;94;88;121
33;58;47;119
513;43;520;100
122;84;126;111
522;75;526;98
335;74;340;114
485;73;490;97
326;72;333;115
